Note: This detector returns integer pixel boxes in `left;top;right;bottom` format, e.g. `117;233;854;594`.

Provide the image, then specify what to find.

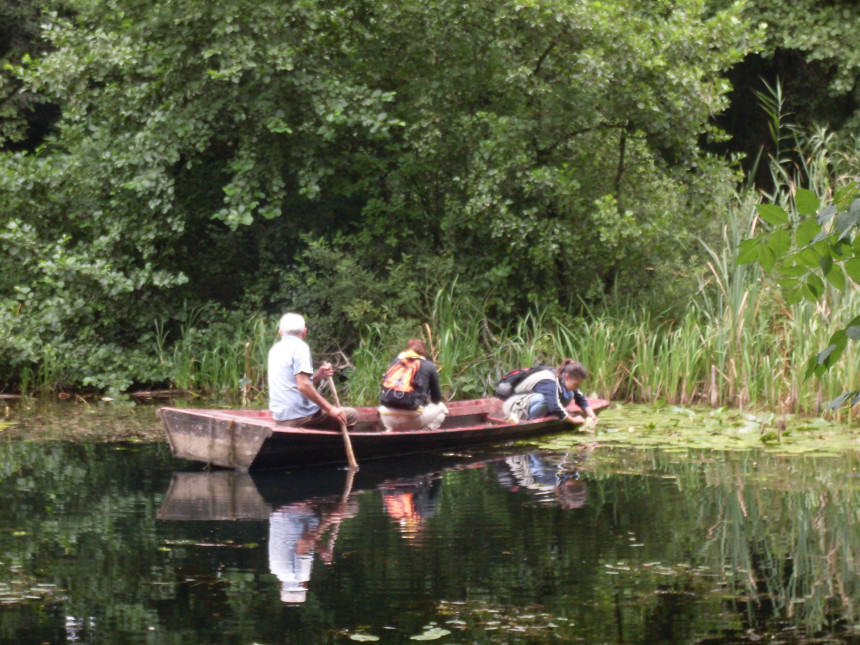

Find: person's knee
345;407;360;427
528;395;548;420
528;405;548;419
422;403;446;430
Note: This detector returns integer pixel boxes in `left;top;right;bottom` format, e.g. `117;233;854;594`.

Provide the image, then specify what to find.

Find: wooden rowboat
158;397;610;470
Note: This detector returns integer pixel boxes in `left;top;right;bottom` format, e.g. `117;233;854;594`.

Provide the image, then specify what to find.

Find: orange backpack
380;355;423;409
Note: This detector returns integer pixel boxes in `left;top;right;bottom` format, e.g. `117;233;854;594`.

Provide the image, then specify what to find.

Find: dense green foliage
0;0;858;398
752;0;860;100
0;0;50;147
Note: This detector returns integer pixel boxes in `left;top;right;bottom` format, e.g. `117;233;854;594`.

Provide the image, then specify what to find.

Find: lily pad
410;626;451;640
535;404;860;456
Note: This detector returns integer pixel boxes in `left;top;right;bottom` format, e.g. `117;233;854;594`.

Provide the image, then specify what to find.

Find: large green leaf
845;258;860;283
816;343;839;365
756;203;789;226
806;274;825;298
767;228;791;258
795;218;820;247
826;265;846;291
777;277;799;289
784;286;804;305
757;244;777;272
797;247;820;268
816;204;838;226
827;391;854;410
834;211;859;239
795;188;819;216
736;238;760;265
779;262;808;277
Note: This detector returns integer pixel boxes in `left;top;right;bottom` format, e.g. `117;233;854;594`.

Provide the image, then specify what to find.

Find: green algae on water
538;403;860;455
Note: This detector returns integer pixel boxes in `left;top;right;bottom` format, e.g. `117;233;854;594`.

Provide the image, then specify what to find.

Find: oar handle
328;375;343;408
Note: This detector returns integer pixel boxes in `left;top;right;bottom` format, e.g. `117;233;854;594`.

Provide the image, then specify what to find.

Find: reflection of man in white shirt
267;312;359;430
268;504;320;603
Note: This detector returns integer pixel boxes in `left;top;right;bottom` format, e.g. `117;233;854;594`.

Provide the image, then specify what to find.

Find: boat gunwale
158;398;610;438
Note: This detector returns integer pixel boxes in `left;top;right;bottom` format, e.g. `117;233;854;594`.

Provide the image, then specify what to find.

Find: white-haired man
268;313;359;430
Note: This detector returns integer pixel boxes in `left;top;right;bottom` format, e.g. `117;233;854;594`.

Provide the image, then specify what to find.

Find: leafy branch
738;182;860;408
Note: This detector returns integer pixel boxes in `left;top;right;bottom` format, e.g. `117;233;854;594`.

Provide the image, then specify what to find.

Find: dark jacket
413;359;443;406
531;378;590;419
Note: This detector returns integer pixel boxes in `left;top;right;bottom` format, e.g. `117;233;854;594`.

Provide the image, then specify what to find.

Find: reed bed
153;311;274;404
137;246;857;421
346;277;858;421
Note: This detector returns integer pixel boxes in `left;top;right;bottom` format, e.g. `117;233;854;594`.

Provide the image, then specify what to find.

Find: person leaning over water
378;338;448;432
268;313;359;430
502;359;598;427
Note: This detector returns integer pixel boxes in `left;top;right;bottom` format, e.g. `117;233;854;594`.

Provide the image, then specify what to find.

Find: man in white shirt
268;313;359;429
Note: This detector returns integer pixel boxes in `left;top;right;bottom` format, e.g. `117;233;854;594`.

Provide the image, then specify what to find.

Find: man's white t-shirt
268;335;319;421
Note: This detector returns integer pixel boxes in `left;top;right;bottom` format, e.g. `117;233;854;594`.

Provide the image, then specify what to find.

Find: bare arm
296;372;347;425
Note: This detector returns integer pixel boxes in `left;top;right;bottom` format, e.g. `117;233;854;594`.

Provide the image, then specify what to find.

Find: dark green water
1;438;859;644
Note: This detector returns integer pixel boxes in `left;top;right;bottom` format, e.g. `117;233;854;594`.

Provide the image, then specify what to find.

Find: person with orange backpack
378;338;448;432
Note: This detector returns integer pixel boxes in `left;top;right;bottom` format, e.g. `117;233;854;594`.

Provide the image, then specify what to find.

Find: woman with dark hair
378;338;448;432
501;359;598;427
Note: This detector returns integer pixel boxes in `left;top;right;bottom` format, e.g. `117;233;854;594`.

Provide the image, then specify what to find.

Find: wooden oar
327;376;359;471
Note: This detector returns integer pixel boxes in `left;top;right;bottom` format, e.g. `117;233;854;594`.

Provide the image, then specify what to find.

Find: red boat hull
158;397;610;470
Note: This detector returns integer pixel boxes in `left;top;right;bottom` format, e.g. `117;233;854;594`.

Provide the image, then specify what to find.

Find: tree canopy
0;0;858;393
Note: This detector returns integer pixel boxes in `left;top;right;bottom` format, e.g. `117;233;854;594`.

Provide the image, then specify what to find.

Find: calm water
1;438;859;644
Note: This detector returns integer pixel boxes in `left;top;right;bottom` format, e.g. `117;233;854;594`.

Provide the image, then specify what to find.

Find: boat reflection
158;467;362;604
157;449;594;602
157;470;273;521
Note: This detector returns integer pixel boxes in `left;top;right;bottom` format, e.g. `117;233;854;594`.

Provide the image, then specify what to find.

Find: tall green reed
155;308;275;404
145;260;855;418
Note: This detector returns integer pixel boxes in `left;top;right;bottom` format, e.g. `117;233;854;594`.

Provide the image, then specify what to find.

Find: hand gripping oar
327;376;359;471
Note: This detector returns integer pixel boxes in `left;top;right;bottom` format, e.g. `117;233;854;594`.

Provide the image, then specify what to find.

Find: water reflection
497;445;595;509
2;440;859;643
379;473;441;542
156;456;472;603
496;451;589;509
269;471;357;603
